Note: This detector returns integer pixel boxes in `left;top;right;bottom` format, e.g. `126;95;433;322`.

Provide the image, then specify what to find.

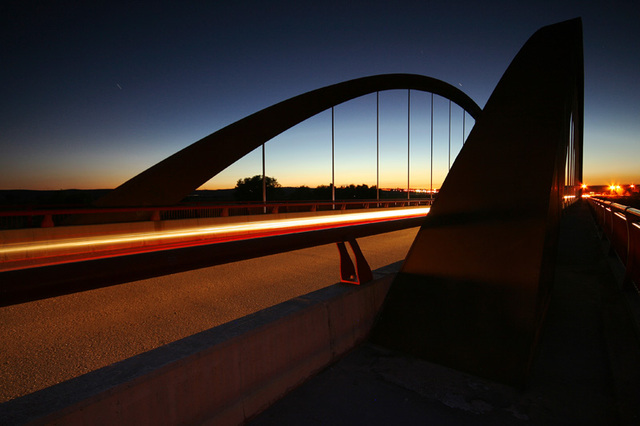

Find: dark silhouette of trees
313;184;333;200
235;175;281;201
336;183;376;199
234;177;383;201
288;185;315;200
311;184;376;200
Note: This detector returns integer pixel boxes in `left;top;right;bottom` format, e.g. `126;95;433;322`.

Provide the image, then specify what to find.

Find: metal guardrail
0;213;427;306
0;199;432;230
587;197;640;292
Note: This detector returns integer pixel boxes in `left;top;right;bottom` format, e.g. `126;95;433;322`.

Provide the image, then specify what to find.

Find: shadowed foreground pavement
251;201;640;425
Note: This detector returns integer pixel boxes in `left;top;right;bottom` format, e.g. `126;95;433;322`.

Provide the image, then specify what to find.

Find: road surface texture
0;227;419;403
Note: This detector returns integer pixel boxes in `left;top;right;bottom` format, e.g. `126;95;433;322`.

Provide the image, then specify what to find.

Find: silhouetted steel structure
94;74;481;207
371;18;583;385
6;19;583;388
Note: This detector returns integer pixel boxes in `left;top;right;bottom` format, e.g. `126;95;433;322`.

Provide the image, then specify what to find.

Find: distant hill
0;189;111;208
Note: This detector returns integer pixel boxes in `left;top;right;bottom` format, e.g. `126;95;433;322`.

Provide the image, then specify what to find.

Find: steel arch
95;74;481;207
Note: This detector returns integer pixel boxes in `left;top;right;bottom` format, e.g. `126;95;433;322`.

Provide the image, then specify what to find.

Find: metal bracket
336;239;373;285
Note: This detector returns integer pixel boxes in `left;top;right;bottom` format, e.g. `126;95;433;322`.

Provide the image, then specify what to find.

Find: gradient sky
1;0;638;191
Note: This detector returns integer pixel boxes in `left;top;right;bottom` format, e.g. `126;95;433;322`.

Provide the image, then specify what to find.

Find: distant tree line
234;175;410;201
0;178;433;208
284;183;377;201
234;175;281;201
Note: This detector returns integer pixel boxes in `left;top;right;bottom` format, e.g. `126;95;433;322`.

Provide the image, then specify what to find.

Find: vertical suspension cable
570;115;575;189
430;93;434;200
332;106;335;207
407;89;411;200
568;117;572;191
568;114;572;192
462;110;466;145
572;117;576;188
448;100;451;171
262;143;266;213
565;144;568;194
573;117;576;187
565;116;573;190
376;91;380;204
571;119;576;186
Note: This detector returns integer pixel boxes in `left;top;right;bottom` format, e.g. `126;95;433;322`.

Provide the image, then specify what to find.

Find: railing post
41;214;54;228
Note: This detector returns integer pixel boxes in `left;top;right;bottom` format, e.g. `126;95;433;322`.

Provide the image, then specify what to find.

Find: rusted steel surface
371;19;584;386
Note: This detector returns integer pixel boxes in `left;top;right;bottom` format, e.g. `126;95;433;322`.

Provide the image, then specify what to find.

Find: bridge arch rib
95;73;482;207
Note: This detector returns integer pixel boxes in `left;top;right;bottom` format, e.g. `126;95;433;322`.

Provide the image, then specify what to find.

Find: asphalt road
0;227;418;403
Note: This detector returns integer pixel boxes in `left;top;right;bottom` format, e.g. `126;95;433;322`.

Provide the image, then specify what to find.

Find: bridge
1;18;640;425
0;72;479;303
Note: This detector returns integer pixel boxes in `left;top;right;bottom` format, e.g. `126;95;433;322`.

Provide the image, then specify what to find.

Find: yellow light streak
0;207;430;260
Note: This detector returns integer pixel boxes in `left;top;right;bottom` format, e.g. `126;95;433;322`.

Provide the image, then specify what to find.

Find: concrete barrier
0;265;399;425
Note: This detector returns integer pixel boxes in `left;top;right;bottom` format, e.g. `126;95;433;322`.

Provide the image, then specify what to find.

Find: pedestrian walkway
250;201;640;425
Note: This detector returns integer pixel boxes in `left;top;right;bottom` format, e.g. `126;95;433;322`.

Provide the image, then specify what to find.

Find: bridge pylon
371;18;584;386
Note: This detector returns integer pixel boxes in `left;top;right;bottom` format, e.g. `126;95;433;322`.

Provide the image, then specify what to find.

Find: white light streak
0;208;429;261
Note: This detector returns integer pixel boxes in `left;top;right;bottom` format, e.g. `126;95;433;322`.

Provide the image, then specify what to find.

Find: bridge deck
250;200;640;425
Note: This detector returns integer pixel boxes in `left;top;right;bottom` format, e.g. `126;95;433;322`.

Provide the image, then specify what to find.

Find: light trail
0;207;429;266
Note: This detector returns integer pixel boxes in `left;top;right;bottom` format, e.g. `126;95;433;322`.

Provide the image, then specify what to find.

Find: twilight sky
1;0;638;191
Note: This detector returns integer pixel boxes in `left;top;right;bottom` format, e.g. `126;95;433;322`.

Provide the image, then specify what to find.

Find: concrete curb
0;267;397;425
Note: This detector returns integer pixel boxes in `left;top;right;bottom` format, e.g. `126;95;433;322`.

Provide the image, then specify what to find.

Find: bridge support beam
371;19;583;386
337;239;373;285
